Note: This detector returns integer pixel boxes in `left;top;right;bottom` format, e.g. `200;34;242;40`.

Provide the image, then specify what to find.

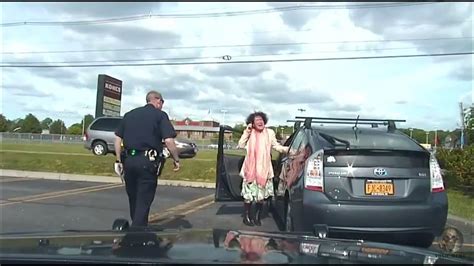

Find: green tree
0;114;8;132
20;113;42;133
40;117;53;130
81;114;94;134
232;123;246;140
49;119;67;134
10;118;23;132
67;123;83;135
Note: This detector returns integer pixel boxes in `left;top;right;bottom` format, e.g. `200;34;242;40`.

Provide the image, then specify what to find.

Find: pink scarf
243;128;271;187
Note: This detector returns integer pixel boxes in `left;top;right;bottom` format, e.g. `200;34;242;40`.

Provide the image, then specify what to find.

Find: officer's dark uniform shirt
115;104;176;152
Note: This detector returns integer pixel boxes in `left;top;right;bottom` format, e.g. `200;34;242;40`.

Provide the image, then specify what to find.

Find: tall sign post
95;74;122;118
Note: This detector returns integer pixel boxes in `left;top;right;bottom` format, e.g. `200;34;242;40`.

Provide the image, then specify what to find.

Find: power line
3;36;471;55
3;44;462;65
1;52;471;68
1;2;439;27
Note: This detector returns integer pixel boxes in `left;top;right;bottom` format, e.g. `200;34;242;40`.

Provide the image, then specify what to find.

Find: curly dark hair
245;111;268;125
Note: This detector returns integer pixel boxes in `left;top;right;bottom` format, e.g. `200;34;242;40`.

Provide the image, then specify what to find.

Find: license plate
365;180;394;196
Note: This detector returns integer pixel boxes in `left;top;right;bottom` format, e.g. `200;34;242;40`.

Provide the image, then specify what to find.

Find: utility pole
220;109;228;126
82;115;86;137
82;105;90;138
434;129;438;149
409;128;413;138
425;132;429;144
460;102;465;149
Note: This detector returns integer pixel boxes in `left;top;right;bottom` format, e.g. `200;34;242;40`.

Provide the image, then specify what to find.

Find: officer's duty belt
125;149;146;156
125;149;160;158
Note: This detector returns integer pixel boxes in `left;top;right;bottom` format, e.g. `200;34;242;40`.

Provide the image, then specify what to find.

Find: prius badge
374;168;388;176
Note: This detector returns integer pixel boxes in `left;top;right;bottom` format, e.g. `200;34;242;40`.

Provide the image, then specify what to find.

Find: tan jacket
237;128;289;180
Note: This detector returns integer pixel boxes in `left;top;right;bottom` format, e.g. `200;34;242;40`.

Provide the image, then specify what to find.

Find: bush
436;146;474;191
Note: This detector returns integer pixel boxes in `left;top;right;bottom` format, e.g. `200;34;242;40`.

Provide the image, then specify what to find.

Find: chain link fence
0;132;240;150
1;132;84;144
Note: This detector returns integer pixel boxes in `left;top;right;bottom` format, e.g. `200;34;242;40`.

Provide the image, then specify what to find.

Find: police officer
113;90;180;227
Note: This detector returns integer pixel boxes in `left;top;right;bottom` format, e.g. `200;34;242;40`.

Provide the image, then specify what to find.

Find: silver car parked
84;117;122;156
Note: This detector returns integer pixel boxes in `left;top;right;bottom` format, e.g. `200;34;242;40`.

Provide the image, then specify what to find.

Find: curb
447;214;474;235
0;169;215;189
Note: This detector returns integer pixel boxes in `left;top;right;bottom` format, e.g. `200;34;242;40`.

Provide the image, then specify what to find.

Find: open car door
214;125;288;201
215;125;245;201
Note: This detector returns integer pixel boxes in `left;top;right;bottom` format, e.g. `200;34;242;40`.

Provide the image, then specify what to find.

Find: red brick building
171;118;232;140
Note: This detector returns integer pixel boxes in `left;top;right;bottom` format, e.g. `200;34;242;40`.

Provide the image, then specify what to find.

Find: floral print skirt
241;178;274;202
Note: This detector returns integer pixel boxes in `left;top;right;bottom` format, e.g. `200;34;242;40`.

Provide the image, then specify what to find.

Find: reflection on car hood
0;228;472;264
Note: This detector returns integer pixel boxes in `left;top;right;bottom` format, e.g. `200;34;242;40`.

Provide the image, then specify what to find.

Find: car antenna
353;115;360;140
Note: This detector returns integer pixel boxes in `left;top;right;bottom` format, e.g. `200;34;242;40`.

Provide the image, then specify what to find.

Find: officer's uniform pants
123;155;159;227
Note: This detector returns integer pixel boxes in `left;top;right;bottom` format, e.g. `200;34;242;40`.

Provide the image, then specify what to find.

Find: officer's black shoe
253;202;263;226
243;202;254;226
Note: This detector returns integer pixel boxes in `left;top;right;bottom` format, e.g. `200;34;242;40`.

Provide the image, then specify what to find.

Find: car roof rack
291;116;406;132
287;119;303;131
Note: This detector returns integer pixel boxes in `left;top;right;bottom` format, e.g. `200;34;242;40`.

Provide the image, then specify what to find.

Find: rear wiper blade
319;133;351;149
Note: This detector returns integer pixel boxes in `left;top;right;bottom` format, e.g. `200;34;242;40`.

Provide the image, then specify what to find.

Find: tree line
0;113;95;135
1;111;472;144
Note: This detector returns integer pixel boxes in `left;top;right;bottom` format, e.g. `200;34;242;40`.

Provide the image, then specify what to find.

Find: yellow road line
0;184;123;207
148;194;214;223
154;200;215;226
180;200;214;216
4;183;116;202
0;177;34;183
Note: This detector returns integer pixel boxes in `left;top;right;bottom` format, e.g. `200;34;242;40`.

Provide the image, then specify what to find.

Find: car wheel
92;141;107;156
285;199;293;232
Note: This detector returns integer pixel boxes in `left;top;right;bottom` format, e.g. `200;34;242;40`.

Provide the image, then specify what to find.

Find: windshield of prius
1;1;472;263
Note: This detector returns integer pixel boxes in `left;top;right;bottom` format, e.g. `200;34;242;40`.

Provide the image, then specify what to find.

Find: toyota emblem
374;168;388;176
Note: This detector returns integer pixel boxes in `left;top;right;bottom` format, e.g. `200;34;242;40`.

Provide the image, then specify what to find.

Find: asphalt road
0;176;472;257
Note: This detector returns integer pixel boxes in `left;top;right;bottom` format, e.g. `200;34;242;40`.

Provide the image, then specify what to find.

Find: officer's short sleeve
115;117;125;138
160;112;177;139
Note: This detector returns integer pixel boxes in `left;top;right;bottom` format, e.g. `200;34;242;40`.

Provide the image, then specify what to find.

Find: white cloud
1;2;471;131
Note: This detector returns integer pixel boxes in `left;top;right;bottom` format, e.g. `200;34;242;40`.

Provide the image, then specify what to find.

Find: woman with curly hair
237;111;289;226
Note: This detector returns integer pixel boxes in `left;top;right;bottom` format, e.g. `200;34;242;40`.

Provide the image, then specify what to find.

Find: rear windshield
313;128;425;151
90;118;121;132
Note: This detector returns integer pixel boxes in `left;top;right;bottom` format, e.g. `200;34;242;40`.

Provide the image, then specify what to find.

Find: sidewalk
0;169;215;189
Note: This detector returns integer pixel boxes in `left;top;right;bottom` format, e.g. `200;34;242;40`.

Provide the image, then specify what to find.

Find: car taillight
83;132;88;141
304;149;324;192
430;155;444;193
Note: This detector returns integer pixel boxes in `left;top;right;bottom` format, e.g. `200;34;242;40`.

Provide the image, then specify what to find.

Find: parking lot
0;176;279;233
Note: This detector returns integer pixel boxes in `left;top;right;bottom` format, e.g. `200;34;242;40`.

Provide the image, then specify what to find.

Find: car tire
285;199;293;232
92;141;107;156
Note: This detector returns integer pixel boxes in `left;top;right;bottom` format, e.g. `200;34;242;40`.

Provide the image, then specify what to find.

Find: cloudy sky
1;2;472;130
